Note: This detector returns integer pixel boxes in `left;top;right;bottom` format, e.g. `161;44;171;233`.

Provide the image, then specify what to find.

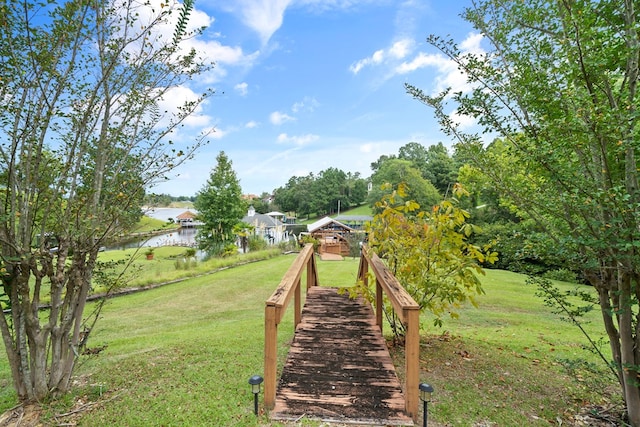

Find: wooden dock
270;286;413;426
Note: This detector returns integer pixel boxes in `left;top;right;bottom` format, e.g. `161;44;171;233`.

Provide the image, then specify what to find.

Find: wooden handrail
358;244;421;421
264;244;318;409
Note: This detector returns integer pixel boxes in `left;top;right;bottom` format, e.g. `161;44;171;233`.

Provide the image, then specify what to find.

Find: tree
407;1;640;423
273;168;368;218
367;158;441;210
363;183;496;338
0;0;211;402
194;152;246;255
398;142;459;195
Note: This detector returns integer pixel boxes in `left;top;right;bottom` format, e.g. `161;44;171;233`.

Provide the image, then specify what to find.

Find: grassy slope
0;255;617;426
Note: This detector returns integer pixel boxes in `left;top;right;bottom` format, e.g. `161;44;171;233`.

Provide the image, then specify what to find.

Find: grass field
0;252;619;426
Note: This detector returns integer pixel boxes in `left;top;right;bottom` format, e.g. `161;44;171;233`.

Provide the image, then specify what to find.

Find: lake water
108;208;199;249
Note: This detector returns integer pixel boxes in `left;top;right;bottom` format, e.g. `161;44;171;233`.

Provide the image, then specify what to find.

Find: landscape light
419;383;434;427
248;375;263;416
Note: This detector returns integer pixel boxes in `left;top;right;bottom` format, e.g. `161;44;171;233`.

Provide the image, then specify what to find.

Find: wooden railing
263;243;318;409
357;244;421;421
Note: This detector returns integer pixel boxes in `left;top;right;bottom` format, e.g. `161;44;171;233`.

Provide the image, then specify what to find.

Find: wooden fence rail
357;244;421;420
263;244;318;409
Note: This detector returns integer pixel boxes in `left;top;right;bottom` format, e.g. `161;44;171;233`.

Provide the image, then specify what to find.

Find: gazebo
306;216;354;256
176;211;198;227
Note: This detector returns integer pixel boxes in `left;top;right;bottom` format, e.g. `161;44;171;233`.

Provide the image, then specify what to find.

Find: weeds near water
174;257;197;270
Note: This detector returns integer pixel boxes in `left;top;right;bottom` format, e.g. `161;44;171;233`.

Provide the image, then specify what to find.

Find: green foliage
222;243;238;257
172;0;195;46
248;235;268;252
174;255;197;270
367;159;442;211
299;234;319;251
277;238;298;253
408;1;640;420
345;231;365;258
366;183;497;331
0;0;213;402
472;221;566;275
273;168;368;218
399;142;460;195
194;152;247;256
543;268;579;284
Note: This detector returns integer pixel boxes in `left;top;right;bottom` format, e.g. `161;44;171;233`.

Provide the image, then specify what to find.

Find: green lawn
0;253;618;426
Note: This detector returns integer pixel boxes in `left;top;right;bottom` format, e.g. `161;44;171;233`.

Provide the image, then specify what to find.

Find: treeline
273;168;369;218
143;193;196;206
366;141;580;282
268;140;577;282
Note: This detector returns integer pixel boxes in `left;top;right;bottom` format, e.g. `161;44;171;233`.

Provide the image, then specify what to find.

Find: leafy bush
248;235;268;252
472;221;567;275
299;234;319;251
222;243;238;257
278;238;298;252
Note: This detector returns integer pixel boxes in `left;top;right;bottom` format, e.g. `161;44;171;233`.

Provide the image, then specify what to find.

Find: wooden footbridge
264;244;421;425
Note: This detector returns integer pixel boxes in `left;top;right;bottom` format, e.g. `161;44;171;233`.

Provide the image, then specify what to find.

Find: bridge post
264;305;277;409
294;278;301;326
404;307;420;420
376;279;383;331
306;251;318;290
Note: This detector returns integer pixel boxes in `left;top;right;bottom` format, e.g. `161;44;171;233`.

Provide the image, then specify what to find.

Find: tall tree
0;0;211;402
407;0;640;423
194;152;246;255
367;158;441;210
398;142;459;195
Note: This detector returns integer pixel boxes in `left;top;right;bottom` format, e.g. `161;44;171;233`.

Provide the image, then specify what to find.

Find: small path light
248;375;263;416
419;383;434;427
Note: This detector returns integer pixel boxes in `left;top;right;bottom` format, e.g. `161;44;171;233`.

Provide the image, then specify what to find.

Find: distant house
306;216;355;256
242;206;287;244
176;210;199;228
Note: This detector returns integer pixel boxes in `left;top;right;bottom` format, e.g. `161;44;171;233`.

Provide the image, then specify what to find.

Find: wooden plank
271;287;413;426
264;305;278;409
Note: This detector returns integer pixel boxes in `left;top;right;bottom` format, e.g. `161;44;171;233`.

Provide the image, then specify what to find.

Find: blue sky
150;0;479;197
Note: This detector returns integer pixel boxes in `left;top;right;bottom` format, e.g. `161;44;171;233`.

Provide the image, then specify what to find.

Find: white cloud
292;96;319;113
270;111;295;125
460;32;485;55
389;39;413;59
349;37;414;74
394;52;447;74
449;109;477;130
235;82;249;96
359;143;375;153
230;0;293;45
157;85;211;128
277;133;319;146
245;120;259;128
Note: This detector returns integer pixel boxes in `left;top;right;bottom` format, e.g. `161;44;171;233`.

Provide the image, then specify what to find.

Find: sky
150;0;479;197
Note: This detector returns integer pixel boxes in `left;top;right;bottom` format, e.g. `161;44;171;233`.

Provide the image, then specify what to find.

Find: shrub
222;243;238;257
248;235;268;252
277;238;298;252
299;234;319;251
